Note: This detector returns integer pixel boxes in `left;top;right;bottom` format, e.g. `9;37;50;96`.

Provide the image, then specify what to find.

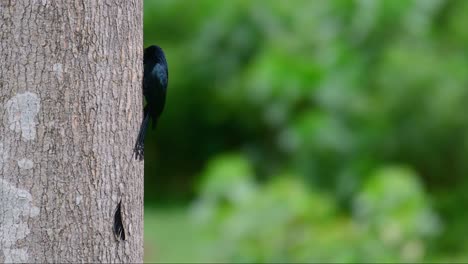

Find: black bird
133;45;169;160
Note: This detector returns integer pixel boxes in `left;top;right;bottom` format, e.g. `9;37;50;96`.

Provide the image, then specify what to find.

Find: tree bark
0;0;143;262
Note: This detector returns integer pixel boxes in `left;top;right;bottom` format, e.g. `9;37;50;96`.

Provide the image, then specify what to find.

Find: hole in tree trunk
113;200;126;241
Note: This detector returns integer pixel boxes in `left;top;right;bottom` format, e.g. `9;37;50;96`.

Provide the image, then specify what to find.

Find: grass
144;206;210;263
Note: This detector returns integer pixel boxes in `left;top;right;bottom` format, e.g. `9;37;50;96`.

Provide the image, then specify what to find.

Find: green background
143;0;468;262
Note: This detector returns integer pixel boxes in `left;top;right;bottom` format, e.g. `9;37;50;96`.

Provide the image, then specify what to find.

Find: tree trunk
0;1;143;262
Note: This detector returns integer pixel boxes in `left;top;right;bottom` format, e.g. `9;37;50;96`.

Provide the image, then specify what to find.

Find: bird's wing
153;63;168;89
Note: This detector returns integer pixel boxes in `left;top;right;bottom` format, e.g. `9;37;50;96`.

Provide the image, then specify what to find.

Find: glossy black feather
134;45;169;160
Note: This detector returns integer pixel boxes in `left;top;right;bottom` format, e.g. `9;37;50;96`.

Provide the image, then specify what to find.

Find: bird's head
144;45;166;65
144;45;169;88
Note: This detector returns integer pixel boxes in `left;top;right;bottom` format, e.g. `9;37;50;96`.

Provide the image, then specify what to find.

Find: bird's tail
133;110;150;161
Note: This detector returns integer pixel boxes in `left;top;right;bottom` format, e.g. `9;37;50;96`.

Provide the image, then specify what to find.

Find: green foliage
353;166;441;262
191;155;439;262
143;0;468;262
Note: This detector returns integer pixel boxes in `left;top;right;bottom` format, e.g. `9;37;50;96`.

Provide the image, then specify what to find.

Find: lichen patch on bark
0;179;40;263
17;159;33;170
5;92;41;141
0;142;9;169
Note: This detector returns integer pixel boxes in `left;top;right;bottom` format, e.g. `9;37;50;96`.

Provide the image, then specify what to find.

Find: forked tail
133;111;150;161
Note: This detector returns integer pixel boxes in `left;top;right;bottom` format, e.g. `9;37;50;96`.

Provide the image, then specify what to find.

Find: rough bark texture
0;0;143;262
